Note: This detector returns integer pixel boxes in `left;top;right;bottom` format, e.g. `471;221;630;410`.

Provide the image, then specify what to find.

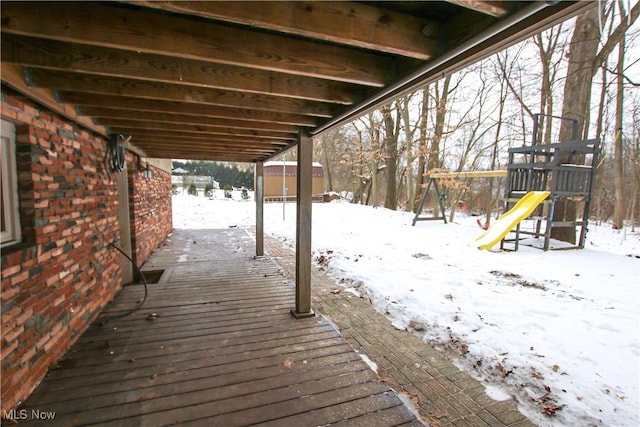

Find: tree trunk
373;126;381;207
371;159;378;206
382;104;399;210
553;1;638;242
612;34;625;229
320;135;334;192
534;29;562;144
429;75;451;171
629;115;639;232
400;95;416;212
553;6;601;243
430;76;452;217
414;87;429;213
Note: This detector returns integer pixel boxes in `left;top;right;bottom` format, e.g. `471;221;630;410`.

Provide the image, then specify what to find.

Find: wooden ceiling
1;1;592;163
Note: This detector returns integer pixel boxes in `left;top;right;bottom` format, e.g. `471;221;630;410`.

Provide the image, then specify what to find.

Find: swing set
411;115;601;251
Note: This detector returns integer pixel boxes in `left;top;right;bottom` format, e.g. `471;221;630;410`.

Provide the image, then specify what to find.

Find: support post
291;131;315;318
255;161;264;257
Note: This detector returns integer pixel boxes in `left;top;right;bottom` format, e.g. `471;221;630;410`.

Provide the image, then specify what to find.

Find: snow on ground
173;192;640;427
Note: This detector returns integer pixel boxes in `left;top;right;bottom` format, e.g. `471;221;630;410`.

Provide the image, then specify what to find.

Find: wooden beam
124;130;290;145
446;2;592;59
26;68;336;118
2;34;360;105
132;1;438;60
428;170;508;179
121;142;288;155
99;118;296;141
80;107;300;134
292;131;314;319
445;1;510;17
141;150;263;162
1;1;391;86
62;93;322;127
128;138;290;152
255;161;264;257
135;144;275;155
134;141;277;152
136;149;277;158
0;64;107;135
129;138;288;151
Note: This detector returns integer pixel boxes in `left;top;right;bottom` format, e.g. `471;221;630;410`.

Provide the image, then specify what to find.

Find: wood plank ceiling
1;1;592;163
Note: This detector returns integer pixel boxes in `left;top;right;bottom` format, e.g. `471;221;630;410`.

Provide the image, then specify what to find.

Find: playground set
412;117;601;252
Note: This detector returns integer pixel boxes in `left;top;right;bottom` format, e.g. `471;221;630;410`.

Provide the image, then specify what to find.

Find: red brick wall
127;156;173;267
0;93;122;411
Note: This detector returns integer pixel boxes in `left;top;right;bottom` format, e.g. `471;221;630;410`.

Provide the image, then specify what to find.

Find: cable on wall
96;242;149;326
104;133;129;177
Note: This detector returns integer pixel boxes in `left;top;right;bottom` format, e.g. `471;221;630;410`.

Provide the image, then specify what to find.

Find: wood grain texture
63;93;322;127
2;34;361;104
81;107;300;134
1;2;391;86
100;118;295;141
134;0;438;59
0;0;591;163
16;229;419;426
27;68;336;118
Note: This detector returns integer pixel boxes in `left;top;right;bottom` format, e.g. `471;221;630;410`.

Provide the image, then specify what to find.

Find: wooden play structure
412;170;508;225
500;138;600;250
412;138;601;251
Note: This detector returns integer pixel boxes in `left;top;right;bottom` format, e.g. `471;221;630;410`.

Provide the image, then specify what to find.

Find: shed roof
264;161;323;168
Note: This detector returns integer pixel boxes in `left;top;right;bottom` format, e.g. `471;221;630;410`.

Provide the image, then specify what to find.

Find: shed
263;161;324;200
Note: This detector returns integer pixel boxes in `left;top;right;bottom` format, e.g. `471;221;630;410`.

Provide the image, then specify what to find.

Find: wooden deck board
45;329;343;381
25;343;358;403
16;229;422;426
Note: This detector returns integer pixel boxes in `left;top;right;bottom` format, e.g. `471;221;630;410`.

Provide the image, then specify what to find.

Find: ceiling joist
60;92;322;128
1;1;592;163
445;1;511;17
130;0;439;60
2;35;363;105
25;68;338;118
81;107;300;134
1;1;394;86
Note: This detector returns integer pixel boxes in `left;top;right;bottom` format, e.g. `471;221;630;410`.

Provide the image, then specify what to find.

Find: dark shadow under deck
16;228;421;426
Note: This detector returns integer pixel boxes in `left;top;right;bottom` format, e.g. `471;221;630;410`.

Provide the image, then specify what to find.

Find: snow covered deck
14;228;420;426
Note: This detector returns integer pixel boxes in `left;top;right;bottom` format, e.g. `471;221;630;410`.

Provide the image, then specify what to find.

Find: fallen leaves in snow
541;403;564;416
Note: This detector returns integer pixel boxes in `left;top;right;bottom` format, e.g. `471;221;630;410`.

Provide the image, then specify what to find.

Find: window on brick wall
1;119;21;247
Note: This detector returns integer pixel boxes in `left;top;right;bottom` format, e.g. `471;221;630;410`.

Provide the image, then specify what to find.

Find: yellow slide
476;191;550;251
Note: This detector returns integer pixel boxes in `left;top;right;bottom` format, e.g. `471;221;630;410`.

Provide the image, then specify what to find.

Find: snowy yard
173;192;639;427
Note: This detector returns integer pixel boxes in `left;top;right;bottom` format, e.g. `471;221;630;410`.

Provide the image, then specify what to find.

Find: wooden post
291;131;315;318
255;161;264;257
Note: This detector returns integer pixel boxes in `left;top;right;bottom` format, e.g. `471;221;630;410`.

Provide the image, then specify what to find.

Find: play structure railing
507;140;599;194
503;139;600;250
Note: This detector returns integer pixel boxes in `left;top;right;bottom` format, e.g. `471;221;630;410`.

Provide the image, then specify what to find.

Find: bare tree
612;32;626;228
443;65;500;222
555;0;639;242
534;26;567;144
398;93;420;211
381;103;401;210
413;87;430;213
628;97;640;231
347;113;386;206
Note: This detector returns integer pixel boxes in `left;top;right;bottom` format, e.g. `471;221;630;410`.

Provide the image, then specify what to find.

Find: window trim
1;119;21;248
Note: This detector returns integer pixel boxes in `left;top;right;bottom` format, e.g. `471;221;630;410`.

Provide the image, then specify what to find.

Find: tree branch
606;67;640;86
592;0;640;72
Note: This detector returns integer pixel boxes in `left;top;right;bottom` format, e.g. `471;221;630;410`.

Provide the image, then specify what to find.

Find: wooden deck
16;229;422;426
